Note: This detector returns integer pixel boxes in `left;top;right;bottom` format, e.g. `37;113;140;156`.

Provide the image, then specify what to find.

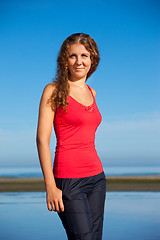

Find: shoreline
0;175;160;192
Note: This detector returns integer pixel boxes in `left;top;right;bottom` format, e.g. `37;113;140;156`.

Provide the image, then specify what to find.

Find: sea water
0;166;160;178
0;192;160;240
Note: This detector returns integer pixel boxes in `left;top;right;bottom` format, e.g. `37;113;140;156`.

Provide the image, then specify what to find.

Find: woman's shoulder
40;83;57;109
88;85;96;98
44;82;57;92
42;82;57;97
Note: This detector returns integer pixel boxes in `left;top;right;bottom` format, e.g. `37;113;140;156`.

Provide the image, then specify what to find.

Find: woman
36;33;106;240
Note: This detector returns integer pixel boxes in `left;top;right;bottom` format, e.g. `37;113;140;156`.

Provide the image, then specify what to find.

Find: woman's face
68;43;91;81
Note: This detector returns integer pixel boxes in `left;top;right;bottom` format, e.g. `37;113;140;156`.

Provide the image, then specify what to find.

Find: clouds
0;111;159;167
0;126;56;167
0;128;37;166
96;111;160;166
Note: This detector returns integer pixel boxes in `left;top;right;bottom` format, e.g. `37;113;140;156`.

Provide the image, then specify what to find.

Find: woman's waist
54;147;100;166
53;150;103;178
55;141;95;152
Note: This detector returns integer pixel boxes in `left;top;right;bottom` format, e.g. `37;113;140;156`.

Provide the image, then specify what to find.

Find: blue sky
0;0;160;167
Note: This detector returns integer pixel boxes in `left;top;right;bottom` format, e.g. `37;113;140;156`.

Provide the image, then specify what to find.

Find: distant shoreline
0;175;160;192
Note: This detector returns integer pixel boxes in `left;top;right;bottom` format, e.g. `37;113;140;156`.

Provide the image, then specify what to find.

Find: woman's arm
36;83;64;213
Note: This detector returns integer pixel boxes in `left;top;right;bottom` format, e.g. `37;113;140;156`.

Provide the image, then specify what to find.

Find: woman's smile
74;67;85;70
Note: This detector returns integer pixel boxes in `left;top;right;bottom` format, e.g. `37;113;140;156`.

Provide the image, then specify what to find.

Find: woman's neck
68;78;87;88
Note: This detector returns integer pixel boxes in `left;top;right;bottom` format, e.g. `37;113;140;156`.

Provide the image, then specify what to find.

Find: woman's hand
46;185;64;213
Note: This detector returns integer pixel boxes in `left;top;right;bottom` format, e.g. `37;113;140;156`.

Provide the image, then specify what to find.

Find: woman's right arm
36;83;64;213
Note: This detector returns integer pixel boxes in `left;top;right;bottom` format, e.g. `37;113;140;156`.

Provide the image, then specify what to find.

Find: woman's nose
76;56;82;65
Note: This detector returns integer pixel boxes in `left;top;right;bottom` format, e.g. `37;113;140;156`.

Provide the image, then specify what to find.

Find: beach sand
0;175;160;192
106;175;160;191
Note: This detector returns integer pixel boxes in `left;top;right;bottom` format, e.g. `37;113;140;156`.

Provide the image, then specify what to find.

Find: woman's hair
48;33;100;111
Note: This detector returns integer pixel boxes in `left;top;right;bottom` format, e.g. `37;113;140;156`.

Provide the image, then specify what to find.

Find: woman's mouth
74;68;84;70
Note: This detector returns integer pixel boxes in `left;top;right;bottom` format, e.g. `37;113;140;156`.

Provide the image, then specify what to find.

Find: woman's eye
82;54;88;57
69;54;76;58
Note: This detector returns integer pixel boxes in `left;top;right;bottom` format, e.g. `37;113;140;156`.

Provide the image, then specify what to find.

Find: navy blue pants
55;171;106;240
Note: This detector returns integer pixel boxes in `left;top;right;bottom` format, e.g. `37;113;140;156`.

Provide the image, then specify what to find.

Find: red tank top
53;85;103;178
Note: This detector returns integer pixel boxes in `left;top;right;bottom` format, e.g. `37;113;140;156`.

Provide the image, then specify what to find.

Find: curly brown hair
48;33;100;111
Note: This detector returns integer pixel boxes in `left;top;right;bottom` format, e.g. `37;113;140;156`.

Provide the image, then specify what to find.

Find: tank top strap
87;85;95;99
